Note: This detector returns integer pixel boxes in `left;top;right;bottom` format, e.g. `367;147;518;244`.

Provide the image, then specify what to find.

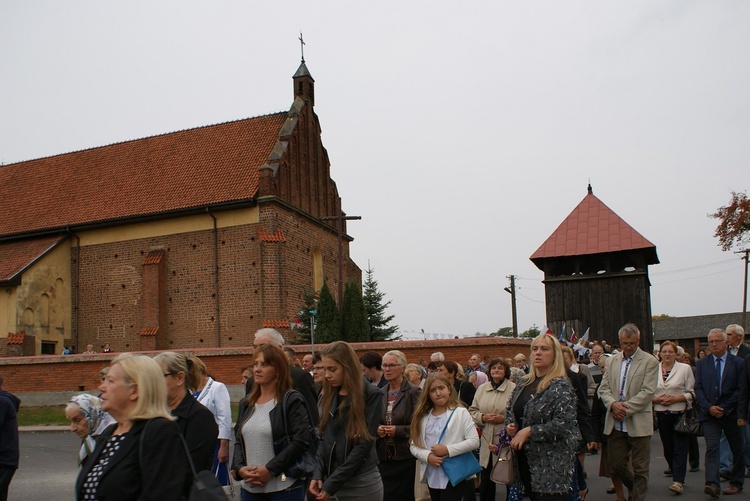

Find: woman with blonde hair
652;340;695;495
75;354;187;500
309;341;383;501
188;354;232;485
506;334;578;501
153;352;218;473
410;373;480;501
377;350;421;501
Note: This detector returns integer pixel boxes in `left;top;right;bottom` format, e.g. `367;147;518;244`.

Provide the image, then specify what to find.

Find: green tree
520;324;540;339
315;281;340;343
363;265;400;341
710;190;750;251
341;281;370;342
493;326;514;337
290;285;317;344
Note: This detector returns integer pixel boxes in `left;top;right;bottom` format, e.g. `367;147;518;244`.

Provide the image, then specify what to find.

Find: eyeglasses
382;364;402;369
312;366;324;372
163;372;176;378
708;340;726;344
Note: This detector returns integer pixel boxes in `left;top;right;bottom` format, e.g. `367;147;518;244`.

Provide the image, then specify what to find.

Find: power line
517;291;545;304
652;265;742;285
651;257;740;277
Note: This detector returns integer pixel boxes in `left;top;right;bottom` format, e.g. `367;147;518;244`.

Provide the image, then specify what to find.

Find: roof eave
0;198;258;244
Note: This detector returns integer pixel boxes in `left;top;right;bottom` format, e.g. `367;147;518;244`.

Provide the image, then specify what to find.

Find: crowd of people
3;323;750;501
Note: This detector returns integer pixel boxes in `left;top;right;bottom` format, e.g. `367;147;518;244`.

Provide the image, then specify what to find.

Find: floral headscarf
69;394;114;465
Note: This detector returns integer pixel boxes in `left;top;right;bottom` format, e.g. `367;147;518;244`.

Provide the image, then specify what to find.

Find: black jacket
376;378;420;462
75;417;187;501
314;381;382;495
171;393;218;473
232;390;315;479
454;379;476;408
0;390;20;468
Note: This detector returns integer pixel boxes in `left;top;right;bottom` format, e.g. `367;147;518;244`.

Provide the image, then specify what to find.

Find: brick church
0;61;361;356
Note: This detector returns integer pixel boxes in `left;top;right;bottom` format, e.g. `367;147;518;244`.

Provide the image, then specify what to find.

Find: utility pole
738;249;749;331
504;275;518;337
321;200;361;314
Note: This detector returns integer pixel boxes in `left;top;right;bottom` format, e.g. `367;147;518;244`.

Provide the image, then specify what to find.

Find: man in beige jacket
598;323;659;501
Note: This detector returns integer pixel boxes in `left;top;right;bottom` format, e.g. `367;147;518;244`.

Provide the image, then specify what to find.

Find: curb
19;425;69;433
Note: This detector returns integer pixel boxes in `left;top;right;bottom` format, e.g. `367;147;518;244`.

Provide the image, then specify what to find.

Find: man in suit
598;323;658;501
725;323;749;476
695;328;746;497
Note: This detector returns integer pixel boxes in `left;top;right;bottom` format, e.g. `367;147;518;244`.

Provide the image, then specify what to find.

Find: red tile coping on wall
6;332;24;345
143;249;165;265
258;229;286;242
139;327;159;336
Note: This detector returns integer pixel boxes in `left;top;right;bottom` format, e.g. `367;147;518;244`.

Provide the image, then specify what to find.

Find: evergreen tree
290;285;317;344
363;265;400;341
341;281;370;342
315;281;341;343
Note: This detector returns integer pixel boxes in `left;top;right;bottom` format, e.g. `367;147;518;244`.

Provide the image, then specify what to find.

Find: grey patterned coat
505;376;578;495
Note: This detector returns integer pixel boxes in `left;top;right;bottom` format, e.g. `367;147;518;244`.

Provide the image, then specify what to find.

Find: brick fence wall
0;337;530;395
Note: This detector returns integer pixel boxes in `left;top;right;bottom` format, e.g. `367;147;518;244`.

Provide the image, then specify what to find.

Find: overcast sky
1;2;748;339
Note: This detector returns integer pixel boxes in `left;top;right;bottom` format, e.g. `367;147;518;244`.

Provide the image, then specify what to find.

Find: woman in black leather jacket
309;341;384;501
232;344;316;501
377;349;421;501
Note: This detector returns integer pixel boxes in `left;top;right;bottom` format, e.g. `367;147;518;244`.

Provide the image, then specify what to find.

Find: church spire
293;32;315;105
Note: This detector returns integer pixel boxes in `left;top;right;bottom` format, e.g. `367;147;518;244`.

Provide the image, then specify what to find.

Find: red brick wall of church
74;205;359;354
0;337;531;394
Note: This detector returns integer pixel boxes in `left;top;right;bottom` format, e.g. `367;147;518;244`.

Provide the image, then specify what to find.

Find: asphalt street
6;429;736;500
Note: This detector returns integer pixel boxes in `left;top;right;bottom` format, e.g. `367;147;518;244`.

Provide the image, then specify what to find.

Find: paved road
11;430;79;501
6;430;738;500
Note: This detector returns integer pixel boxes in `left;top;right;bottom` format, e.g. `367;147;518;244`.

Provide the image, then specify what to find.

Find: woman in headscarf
66;394;114;467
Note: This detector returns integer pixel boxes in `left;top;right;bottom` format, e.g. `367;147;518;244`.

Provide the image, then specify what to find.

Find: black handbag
276;390;319;479
140;420;228;501
674;399;702;436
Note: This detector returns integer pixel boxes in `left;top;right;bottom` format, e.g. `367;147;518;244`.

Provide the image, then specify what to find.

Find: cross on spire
298;31;305;63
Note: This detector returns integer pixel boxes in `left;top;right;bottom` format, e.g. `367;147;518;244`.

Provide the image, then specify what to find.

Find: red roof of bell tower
530;184;657;265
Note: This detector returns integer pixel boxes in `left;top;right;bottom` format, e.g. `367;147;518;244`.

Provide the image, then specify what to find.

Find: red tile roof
6;331;24;345
0;236;66;283
139;327;159;336
0;112;288;237
530;190;656;261
143;249;165;265
258;229;286;242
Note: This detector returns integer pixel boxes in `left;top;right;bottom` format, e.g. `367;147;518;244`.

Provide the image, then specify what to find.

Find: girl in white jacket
410;373;480;501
